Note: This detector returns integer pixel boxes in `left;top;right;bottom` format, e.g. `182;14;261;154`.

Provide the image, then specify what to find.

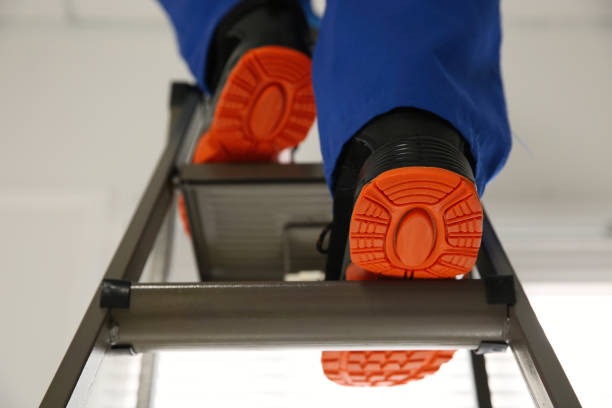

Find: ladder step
108;280;509;352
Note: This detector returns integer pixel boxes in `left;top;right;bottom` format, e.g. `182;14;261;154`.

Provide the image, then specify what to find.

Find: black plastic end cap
110;344;136;355
475;341;508;355
483;275;516;305
100;279;131;309
170;82;201;108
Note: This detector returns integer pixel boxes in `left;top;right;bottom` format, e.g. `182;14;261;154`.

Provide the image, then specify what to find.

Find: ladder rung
109;280;509;351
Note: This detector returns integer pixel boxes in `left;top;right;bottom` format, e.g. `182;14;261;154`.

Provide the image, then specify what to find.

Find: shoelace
316;222;332;254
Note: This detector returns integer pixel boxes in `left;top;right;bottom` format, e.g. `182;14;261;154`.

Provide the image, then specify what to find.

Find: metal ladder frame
40;83;582;408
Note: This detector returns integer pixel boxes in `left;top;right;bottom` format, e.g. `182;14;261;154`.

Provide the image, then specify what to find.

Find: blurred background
1;0;611;407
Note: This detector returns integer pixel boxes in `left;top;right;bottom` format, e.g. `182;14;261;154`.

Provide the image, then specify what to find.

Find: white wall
0;1;611;407
490;0;612;201
0;3;190;406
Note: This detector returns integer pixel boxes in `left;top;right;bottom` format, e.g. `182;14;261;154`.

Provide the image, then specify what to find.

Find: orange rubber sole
192;46;315;163
321;166;481;387
322;350;456;387
179;46;316;233
350;167;482;279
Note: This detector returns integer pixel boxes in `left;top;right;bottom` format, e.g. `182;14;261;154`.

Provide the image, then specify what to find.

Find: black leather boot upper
205;0;311;93
325;108;476;280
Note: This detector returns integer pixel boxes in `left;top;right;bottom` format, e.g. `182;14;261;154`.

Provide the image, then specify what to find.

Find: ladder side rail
478;212;582;408
40;87;201;408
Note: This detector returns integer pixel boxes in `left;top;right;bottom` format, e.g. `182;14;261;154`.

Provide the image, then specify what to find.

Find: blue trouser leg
313;0;511;194
159;0;316;92
159;0;243;92
160;0;511;193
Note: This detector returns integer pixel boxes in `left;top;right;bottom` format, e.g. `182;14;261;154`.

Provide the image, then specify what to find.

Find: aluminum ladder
40;83;582;408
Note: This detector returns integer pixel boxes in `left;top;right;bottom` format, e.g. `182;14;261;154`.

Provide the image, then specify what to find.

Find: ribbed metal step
180;163;331;280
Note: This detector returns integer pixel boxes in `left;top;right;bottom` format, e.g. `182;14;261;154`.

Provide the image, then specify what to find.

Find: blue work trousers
160;0;511;193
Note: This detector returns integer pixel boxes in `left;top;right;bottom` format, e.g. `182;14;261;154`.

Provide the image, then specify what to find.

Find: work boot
180;0;315;231
321;108;482;386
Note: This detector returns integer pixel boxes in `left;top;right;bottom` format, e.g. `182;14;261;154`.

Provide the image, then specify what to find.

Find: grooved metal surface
111;281;509;351
182;167;332;280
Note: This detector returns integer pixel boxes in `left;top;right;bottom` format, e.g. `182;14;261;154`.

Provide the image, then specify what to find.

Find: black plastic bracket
109;344;136;355
170;82;201;109
475;341;508;355
100;279;131;309
483;275;516;305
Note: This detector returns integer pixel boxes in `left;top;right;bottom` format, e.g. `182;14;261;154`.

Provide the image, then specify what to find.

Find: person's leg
160;0;316;231
160;0;318;93
161;0;314;163
313;0;511;194
318;0;511;281
317;0;511;387
159;0;243;92
161;0;317;162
